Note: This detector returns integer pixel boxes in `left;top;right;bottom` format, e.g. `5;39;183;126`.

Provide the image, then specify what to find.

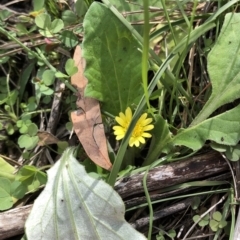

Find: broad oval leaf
83;2;143;116
0;177;13;210
65;59;78;76
51;19;64;33
171;104;240;150
35;13;51;29
18;135;39;150
25;148;146;240
0;157;15;181
42;69;55;86
192;13;240;125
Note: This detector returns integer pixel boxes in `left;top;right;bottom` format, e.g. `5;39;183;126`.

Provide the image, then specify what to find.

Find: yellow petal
143;124;154;131
142;132;152;138
134;140;140;147
119;112;127;121
129;137;135;147
115;116;126;127
129;137;141;147
116;135;124;140
114;129;125;136
125;107;132;121
142;118;153;126
113;126;124;131
137;136;145;144
138;113;147;123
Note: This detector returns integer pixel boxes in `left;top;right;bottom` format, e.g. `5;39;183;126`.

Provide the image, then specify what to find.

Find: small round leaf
213;211;222;221
59;30;78;48
65;58;78;76
51;19;64;33
35;13;51;29
210;219;219;232
42;70;55;86
62;10;77;25
18;135;39;150
27;123;38;136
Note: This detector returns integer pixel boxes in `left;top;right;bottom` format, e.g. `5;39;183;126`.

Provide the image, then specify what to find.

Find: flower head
113;107;154;147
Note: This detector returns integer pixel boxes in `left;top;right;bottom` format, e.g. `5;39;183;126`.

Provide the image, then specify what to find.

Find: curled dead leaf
37;131;59;146
70;46;112;170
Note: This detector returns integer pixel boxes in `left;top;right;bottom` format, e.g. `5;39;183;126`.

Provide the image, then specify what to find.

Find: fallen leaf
25;148;146;240
37;131;59;146
71;46;112;170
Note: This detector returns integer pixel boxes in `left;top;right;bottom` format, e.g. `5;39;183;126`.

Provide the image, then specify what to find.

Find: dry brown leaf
70;46;112;170
37;131;59;146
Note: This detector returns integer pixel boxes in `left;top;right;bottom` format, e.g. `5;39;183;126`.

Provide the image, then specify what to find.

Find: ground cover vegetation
0;0;240;239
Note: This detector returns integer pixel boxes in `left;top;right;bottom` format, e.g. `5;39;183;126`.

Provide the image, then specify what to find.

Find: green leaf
27;123;38;136
0;177;13;210
226;145;240;161
168;229;176;238
219;220;228;229
6;89;18;106
16;23;29;35
11;180;27;199
39;84;54;95
108;0;163;35
83;2;143;116
19;61;36;102
210;219;219;232
199;219;209;227
61;10;77;25
0;157;15;181
0;93;7;105
57;141;69;154
25;148;147;240
210;142;228;152
42;95;52;104
35;13;51;29
26;97;37;111
191;196;201;210
192;13;240;125
42;69;55;86
65;121;72;131
156;233;165;240
59;30;79;48
51;19;64;33
75;0;88;18
193;214;209;227
33;0;45;11
16;165;47;193
39;28;53;37
18;119;32;134
213;211;222;221
5;122;15;135
193;215;200;223
18;135;39;150
55;71;69;79
65;59;78;76
171;104;240;151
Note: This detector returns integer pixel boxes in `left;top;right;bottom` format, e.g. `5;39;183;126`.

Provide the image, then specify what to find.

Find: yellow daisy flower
113;107;154;147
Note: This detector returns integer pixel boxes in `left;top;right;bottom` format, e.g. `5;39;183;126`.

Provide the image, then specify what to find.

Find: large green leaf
107;0;163;35
0;177;13;210
25;148;146;240
83;2;143;116
0;157;15;181
192;13;240;125
16;165;47;192
171;104;240;151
